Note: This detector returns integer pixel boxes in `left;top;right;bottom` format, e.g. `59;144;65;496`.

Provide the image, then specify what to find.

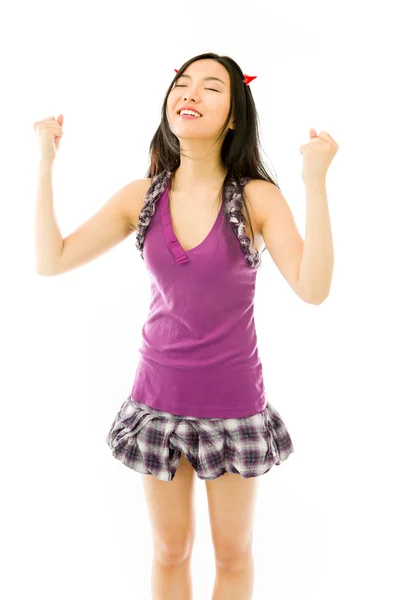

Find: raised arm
35;162;151;276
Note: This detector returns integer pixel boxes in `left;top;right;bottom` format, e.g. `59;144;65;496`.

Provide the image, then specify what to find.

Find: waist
139;317;260;368
130;353;267;418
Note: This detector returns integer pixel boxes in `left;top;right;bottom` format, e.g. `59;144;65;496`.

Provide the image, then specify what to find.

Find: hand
299;129;339;185
33;114;64;164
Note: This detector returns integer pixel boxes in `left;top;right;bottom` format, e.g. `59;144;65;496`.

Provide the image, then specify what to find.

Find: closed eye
174;84;220;92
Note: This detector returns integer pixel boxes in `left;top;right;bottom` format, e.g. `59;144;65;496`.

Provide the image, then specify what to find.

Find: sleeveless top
130;171;267;418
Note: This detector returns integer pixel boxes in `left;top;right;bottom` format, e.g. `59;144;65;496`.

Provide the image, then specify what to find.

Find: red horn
243;74;257;85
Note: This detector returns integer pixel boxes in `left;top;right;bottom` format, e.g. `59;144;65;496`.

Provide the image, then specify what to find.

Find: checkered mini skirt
105;396;294;482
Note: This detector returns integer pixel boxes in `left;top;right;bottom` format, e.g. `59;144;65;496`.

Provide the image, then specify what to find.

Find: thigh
205;473;259;565
142;452;197;561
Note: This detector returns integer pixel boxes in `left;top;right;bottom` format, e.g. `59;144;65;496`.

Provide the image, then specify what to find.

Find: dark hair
136;52;282;269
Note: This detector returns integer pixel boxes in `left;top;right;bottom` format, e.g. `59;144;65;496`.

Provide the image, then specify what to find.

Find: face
166;59;234;141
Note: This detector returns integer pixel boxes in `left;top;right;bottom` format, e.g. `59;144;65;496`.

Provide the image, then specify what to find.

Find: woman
34;52;336;599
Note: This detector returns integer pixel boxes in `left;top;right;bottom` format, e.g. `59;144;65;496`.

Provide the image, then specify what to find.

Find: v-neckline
161;179;223;264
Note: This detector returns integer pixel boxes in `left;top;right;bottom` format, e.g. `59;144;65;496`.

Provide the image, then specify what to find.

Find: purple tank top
130;178;267;418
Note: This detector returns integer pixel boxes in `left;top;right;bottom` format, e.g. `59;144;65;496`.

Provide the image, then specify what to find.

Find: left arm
248;179;333;304
250;129;337;305
298;180;334;304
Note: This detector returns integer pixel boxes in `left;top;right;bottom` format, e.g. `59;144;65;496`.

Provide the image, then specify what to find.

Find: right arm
35;160;150;276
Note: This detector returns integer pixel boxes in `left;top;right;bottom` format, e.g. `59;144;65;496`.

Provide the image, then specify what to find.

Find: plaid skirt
105;396;294;482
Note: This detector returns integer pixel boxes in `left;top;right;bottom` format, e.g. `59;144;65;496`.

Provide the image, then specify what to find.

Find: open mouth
177;110;202;118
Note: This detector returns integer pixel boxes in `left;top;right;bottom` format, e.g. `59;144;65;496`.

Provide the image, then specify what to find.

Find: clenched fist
33;114;64;164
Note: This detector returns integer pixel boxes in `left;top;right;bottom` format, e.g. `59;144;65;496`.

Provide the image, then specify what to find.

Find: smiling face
166;59;234;142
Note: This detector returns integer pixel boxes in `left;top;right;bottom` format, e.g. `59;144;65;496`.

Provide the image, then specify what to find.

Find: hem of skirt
107;451;294;482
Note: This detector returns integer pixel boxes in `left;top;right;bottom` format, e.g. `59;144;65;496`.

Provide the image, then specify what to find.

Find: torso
129;177;265;254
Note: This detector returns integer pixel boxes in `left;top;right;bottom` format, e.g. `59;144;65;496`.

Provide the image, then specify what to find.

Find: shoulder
125;178;153;230
243;177;280;199
242;178;282;233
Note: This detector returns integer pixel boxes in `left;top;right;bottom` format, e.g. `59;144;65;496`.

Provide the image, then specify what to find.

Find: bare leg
141;452;196;599
212;555;255;600
150;554;193;600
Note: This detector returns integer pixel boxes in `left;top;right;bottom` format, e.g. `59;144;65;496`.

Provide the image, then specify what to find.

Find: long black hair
136;52;281;269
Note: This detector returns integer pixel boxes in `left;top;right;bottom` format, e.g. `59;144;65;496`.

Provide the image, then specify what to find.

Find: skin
166;58;235;194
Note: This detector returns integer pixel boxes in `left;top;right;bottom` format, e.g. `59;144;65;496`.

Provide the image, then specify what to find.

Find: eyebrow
177;74;226;86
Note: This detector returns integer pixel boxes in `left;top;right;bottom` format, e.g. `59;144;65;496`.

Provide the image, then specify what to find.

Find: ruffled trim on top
135;169;262;269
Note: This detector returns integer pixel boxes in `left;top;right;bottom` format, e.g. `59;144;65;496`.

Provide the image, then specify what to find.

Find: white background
1;0;399;598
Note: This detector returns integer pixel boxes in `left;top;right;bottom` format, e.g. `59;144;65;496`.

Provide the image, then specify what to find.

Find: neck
171;153;228;193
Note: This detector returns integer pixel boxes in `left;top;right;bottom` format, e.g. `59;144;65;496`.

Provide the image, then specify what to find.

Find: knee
215;548;254;571
154;539;193;566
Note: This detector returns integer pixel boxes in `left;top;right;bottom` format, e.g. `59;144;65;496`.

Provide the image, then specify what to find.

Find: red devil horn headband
174;69;256;85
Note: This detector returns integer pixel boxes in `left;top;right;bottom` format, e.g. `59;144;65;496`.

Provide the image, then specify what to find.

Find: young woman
34;52;336;600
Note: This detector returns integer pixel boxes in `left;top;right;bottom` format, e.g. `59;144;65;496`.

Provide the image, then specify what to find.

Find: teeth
179;110;201;117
